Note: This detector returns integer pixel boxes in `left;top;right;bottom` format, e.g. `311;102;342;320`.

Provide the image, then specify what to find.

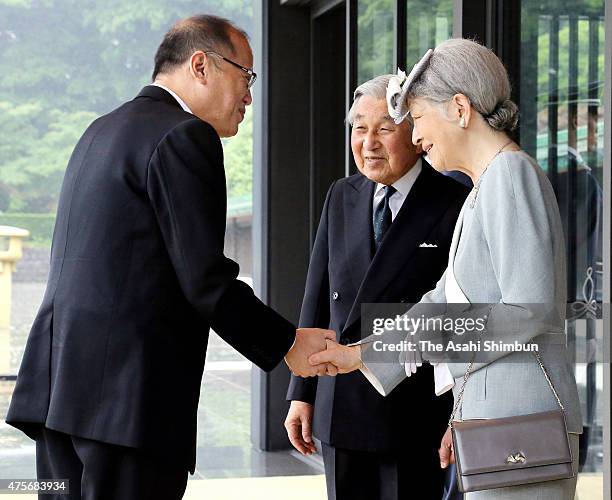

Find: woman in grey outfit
310;38;582;499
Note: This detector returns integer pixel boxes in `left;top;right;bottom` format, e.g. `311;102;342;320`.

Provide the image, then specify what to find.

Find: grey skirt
466;434;579;500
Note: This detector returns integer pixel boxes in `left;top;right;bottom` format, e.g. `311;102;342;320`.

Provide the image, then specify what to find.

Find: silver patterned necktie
373;185;396;251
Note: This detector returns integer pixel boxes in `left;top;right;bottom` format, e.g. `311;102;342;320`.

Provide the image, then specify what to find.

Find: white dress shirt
151;83;193;114
372;158;422;221
358;156;455;397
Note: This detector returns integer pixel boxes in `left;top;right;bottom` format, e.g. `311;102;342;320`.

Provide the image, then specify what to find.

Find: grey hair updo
408;39;519;132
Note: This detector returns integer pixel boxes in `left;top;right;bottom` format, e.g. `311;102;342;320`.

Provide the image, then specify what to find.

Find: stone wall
13;216;253;282
12;247;50;282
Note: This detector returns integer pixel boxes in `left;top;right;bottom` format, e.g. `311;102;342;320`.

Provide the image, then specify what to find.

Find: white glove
399;337;422;377
398;338;455;395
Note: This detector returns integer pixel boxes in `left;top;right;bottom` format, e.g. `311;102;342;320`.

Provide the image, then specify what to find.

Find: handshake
284;328;363;377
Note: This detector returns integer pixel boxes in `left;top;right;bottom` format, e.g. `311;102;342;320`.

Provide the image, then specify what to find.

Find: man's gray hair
346;74;394;125
408;38;519;132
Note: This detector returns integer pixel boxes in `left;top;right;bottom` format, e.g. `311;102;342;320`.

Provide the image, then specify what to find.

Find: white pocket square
419;242;438;248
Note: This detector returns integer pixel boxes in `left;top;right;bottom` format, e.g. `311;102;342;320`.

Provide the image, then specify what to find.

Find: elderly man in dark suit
285;75;469;500
6;15;334;500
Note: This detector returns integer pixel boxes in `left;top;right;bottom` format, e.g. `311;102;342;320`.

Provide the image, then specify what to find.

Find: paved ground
0;474;605;499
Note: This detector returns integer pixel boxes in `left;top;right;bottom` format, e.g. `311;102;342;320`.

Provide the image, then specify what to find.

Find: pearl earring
459;117;466;128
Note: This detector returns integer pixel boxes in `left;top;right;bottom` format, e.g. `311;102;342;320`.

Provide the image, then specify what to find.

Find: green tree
223;108;252;197
356;0;454;85
405;0;453;70
357;0;394;84
0;0;254;212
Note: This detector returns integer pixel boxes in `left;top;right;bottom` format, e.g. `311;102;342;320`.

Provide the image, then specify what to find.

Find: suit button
332;291;340;301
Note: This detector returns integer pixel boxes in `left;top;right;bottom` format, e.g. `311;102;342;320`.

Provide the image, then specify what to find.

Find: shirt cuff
433;363;455;396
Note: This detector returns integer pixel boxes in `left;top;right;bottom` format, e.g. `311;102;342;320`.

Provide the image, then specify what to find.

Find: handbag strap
448;351;565;428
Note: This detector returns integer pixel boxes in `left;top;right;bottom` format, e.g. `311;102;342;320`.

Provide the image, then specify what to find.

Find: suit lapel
343;164;452;333
344;175;375;292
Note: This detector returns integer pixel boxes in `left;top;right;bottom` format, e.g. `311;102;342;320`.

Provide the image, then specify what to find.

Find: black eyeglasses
205;51;257;89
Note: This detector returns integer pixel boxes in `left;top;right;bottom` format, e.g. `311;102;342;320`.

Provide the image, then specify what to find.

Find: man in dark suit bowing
6;15;334;500
285;75;469;500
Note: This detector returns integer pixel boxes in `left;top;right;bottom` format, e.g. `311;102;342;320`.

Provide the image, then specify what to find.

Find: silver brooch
506;452;526;464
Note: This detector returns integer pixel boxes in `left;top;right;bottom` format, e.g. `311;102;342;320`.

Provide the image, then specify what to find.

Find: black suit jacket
6;86;295;472
287;164;469;452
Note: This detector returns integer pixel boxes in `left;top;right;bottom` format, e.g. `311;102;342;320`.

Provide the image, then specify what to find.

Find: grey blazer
359;151;583;435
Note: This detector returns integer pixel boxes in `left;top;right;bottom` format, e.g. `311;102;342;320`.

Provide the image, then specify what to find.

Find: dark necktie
373;185;396;251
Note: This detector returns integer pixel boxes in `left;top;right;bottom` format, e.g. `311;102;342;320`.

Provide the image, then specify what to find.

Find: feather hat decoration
386;48;434;124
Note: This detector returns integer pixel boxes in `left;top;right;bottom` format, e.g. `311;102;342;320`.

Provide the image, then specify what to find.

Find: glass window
406;0;453;71
357;0;395;85
0;0;254;480
520;1;606;495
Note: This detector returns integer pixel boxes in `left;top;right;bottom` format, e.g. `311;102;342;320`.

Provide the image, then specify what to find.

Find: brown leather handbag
450;352;575;493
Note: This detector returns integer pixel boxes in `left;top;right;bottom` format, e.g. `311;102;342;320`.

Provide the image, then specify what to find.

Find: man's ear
451;93;472;127
189;51;208;82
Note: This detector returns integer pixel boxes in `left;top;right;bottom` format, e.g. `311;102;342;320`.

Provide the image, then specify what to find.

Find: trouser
35;426;189;500
322;442;445;500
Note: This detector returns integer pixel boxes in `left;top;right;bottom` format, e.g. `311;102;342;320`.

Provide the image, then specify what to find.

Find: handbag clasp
506;452;526;464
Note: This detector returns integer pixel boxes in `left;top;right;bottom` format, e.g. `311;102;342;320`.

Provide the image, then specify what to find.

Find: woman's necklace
468;139;515;209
